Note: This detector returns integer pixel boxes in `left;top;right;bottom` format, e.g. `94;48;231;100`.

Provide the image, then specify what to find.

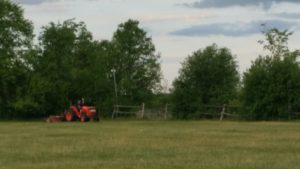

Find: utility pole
111;68;118;105
111;68;118;119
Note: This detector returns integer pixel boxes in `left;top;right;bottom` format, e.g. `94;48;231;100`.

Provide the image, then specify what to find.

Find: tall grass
0;121;299;169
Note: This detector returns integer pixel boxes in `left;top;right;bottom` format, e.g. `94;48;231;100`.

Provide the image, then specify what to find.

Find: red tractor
65;105;99;122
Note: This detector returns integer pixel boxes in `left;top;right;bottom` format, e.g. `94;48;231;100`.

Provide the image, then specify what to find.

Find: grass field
0;121;299;169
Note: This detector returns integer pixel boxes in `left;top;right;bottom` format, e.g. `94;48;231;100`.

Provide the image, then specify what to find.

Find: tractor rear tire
91;117;100;122
80;114;88;122
65;110;75;122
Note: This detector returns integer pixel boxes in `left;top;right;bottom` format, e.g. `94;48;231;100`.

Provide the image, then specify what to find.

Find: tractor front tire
65;110;75;122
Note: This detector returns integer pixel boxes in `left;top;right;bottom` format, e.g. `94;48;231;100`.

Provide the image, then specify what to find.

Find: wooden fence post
164;104;168;120
220;104;226;121
112;105;116;119
141;103;145;119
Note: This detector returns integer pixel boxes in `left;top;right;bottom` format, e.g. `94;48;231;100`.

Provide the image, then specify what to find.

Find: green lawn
0;121;299;169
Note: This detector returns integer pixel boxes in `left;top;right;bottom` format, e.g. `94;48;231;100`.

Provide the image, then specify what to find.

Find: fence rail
112;103;171;119
111;103;300;120
112;103;145;119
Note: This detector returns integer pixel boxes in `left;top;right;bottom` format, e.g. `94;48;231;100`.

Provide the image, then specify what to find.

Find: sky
12;0;300;88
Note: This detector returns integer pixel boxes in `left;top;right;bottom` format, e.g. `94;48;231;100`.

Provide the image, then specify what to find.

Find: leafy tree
0;14;162;118
0;0;34;117
172;44;239;119
85;40;115;117
30;19;100;116
242;28;300;120
110;19;161;104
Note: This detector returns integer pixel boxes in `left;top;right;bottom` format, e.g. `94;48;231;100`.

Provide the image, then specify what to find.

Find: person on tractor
77;97;85;111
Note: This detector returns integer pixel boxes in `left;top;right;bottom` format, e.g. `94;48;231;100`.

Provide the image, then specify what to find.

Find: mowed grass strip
0;121;299;169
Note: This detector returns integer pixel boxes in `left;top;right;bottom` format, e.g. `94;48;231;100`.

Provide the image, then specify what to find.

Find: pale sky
12;0;300;87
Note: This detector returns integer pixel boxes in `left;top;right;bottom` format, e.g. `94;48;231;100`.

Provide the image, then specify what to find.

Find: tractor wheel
65;110;75;122
80;113;88;122
91;117;100;122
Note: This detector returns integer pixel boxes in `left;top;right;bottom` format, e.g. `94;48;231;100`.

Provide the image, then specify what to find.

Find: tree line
1;0;300;120
0;0;161;118
172;28;300;120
